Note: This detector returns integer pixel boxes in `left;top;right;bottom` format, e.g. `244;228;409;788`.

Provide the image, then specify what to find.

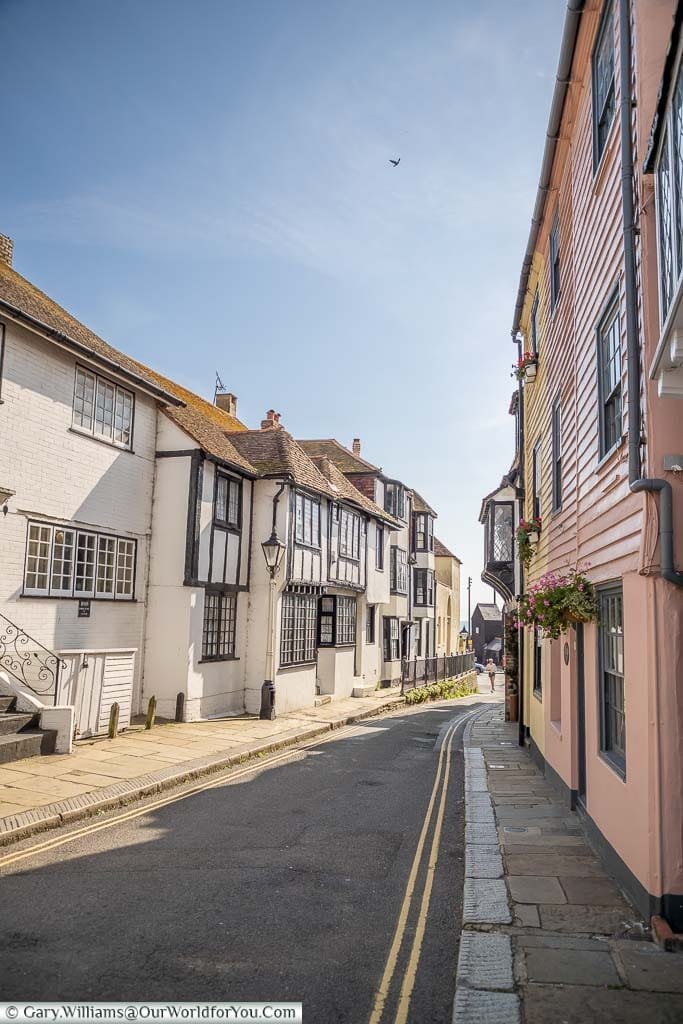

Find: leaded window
491;503;513;563
318;595;357;646
280;592;317;665
295;493;321;548
414;513;433;552
24;522;135;600
597;296;622;457
201;590;237;660
598;585;625;772
414;568;435;606
376;524;385;570
339;508;361;560
532;442;542;519
72;367;133;449
336;596;356;645
592;4;615;167
390;546;408;594
385;482;405;520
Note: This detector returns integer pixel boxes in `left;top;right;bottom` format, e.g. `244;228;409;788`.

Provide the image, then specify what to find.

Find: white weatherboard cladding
58;649;135;737
0;320;155;718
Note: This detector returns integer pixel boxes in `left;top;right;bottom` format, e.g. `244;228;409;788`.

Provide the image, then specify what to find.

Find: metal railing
0;613;63;704
401;652;475;692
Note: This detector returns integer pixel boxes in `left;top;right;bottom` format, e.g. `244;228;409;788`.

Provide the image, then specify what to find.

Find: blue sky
2;0;564;613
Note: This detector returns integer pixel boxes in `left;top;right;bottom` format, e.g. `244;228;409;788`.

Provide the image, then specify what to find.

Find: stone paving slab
508;874;566;905
524;985;683;1024
538;904;635;934
453;989;521;1024
616;941;683;993
457;932;514;990
559;875;631;907
463;877;511;925
524;946;621;986
466;846;504;879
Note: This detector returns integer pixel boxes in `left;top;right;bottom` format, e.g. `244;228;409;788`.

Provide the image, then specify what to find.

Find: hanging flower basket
517;517;542;567
516;569;598;641
512;351;538;381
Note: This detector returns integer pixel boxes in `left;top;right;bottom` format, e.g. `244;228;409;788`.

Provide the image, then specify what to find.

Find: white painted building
0;238;180;738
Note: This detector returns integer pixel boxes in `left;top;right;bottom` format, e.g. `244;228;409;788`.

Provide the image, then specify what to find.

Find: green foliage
516;517;542;568
404;675;477;705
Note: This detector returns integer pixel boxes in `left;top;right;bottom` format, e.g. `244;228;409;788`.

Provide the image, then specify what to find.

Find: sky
2;0;565;615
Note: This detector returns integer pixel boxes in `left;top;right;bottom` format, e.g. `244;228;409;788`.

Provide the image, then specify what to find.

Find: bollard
175;691;185;723
108;702;120;739
145;695;157;730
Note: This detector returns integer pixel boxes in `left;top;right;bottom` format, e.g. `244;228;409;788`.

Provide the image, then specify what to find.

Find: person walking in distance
485;659;497;694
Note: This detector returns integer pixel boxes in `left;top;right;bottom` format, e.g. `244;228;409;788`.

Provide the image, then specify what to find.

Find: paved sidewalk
0;687;411;843
454;704;683;1024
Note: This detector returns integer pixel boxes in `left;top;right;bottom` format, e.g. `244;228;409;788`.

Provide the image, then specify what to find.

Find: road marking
367;708;479;1024
393;708;458;1024
0;723;371;871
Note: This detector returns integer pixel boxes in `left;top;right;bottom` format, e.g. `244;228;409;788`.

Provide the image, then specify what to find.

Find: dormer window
385;482;405;520
72;366;134;450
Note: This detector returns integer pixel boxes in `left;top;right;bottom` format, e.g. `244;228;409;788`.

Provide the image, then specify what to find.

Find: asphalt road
0;699;487;1023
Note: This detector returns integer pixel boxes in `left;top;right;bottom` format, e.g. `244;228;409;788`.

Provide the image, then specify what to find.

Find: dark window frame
597;583;626;777
532;441;542;520
365;605;375;644
414;568;435;607
318;594;357;647
338;506;361;562
376;524;385;571
214;471;242;530
294;492;321;549
382;616;400;661
200;589;237;661
530;290;539;355
414;513;434;553
533;628;543;697
385;481;406;521
591;1;616;170
550;209;561;312
596;292;623;460
487;501;514;565
552;398;562;512
390;546;408;595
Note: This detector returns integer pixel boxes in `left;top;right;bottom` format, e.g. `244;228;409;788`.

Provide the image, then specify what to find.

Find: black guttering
511;0;585;337
618;0;683;586
0;297;183;406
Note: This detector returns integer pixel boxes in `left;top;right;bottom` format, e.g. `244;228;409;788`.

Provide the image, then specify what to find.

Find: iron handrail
0;612;64;704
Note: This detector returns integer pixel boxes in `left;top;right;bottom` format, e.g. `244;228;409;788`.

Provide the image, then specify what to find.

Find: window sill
294;541;322;553
596;434;626;473
68;427;134;455
278;660;317;671
21;593;136;603
598;750;626;782
319;642;356;649
198;655;239;664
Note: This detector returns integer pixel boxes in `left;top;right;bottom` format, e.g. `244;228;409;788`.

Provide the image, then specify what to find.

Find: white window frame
72;365;134;450
23;521;136;600
50;527;76;597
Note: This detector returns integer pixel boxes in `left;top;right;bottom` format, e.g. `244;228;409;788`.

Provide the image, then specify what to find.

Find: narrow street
0;699;491;1023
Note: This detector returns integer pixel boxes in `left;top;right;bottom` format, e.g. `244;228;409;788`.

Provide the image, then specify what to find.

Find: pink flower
544;599;550;607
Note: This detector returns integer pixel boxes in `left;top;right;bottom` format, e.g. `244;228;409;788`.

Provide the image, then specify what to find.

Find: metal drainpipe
619;0;683;587
514;331;526;747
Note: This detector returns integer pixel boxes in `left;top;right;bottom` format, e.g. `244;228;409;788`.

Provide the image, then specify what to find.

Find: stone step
314;695;332;707
0;696;15;714
352;684;377;698
0;712;36;736
0;728;57;764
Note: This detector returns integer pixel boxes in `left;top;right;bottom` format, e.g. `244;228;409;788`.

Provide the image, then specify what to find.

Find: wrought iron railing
0;613;64;704
401;652;475;692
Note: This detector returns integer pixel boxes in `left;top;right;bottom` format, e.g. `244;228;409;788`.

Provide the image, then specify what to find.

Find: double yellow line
368;708;478;1024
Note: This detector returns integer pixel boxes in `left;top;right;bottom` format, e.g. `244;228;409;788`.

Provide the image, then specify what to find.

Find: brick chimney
260;409;282;430
215;392;237;417
0;235;13;267
352;438;361;455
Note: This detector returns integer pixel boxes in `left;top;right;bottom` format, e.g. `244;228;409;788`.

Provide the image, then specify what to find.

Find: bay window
383;617;400;661
390;546;408;594
414;568;435;607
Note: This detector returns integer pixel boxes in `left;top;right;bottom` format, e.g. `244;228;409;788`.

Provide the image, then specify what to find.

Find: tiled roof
474;603;503;622
411;490;437;516
434;537;461;561
309;456;400;528
298;439;380;474
228;429;339;496
0;259;180;404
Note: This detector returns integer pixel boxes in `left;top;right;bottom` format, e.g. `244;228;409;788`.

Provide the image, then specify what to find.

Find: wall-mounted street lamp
260;526;286;720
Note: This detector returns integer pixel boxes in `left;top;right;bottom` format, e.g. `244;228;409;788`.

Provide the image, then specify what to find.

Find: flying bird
389;157;401;167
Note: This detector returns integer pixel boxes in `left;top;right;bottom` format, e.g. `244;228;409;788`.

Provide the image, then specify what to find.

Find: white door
57;650;135;738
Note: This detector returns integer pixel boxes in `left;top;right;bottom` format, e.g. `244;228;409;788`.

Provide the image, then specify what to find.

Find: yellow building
434;537;461;656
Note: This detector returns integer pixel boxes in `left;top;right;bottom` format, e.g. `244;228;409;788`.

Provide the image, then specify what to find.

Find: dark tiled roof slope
228;429;338;496
411;490;437;516
298;439;380;474
309;456;400;528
